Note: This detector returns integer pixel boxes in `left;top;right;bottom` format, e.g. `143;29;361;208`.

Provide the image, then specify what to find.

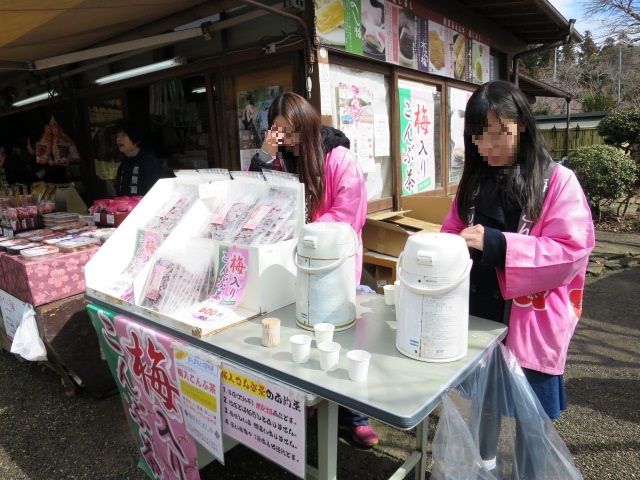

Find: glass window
227;66;293;171
87;98;124;198
328;64;391;202
448;86;472;186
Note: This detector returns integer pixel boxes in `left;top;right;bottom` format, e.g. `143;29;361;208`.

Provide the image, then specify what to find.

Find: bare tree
581;0;640;42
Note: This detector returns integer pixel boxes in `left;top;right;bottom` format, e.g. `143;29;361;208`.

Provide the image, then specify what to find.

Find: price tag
106;214;115;225
243;205;272;230
191;300;231;323
93;213;101;223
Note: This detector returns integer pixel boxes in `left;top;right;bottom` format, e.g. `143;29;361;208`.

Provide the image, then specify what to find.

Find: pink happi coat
312;146;368;283
441;165;595;374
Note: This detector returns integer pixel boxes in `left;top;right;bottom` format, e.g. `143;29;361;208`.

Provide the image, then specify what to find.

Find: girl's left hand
460;224;485;251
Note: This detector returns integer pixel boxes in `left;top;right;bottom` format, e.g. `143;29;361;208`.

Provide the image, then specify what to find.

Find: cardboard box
400;195;454;225
362;250;398;294
0;247;98;306
362;196;453;258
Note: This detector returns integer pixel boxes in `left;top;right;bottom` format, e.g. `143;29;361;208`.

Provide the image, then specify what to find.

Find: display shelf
85;173;305;338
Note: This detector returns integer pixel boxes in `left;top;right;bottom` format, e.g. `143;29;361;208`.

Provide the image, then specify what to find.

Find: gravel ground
0;266;638;479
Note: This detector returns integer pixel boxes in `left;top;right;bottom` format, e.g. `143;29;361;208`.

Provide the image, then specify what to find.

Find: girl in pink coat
249;92;376;447
441;81;594;474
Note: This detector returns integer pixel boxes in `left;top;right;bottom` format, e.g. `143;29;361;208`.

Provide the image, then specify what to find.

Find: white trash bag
431;343;582;480
10;307;47;362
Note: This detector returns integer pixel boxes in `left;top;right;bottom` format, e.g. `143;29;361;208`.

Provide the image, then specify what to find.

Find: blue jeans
338;407;369;427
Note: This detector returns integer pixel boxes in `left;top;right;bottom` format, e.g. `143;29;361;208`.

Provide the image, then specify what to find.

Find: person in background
114;120;163;196
440;80;595;475
249;92;377;447
0;139;35;185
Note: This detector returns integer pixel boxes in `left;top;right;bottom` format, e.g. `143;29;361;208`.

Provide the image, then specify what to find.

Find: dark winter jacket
248;126;350;172
115;149;163;196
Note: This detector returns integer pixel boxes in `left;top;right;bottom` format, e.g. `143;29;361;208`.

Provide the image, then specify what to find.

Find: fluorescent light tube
95;57;186;85
191;86;206;94
12;91;59;107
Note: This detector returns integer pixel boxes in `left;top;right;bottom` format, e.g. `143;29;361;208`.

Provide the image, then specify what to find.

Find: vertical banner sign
416;15;429;73
398;80;436;195
174;345;224;462
191;245;249;323
221;363;306;478
87;305;201;480
344;0;363;55
385;2;399;64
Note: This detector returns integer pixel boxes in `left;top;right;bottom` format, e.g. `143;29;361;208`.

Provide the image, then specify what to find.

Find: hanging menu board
314;0;490;85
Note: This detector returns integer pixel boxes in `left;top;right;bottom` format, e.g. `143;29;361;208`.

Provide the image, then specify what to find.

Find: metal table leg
315;400;338;480
414;415;429;480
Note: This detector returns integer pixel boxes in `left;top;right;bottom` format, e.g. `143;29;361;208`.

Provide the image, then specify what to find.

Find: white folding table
87;292;507;480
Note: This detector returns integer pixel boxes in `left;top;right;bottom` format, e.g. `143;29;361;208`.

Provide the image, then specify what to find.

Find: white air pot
396;232;472;362
294;222;357;331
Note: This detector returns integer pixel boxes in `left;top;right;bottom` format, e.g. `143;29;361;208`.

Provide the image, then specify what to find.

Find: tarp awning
0;0;232;69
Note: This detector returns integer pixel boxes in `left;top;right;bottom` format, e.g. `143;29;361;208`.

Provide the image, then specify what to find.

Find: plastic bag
431;343;583;480
10;308;48;362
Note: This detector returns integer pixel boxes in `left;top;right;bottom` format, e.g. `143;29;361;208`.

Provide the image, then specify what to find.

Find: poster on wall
362;0;386;61
398;80;436;195
237;86;283;170
449;87;472;185
221;363;307;478
338;83;376;172
313;0;490;85
87;305;202;480
471;39;490;84
314;0;346;49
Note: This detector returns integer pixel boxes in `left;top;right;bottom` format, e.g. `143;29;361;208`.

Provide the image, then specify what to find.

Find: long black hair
456;81;550;225
267;92;325;219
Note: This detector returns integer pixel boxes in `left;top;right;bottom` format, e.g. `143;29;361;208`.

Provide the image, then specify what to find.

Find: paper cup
394;280;401;306
317;341;341;372
347;350;371;381
314;323;335;344
290;334;312;363
383;284;395;305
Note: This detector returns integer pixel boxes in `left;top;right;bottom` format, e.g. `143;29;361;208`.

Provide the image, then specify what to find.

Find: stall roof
458;0;583;44
517;73;572;100
0;0;582;71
